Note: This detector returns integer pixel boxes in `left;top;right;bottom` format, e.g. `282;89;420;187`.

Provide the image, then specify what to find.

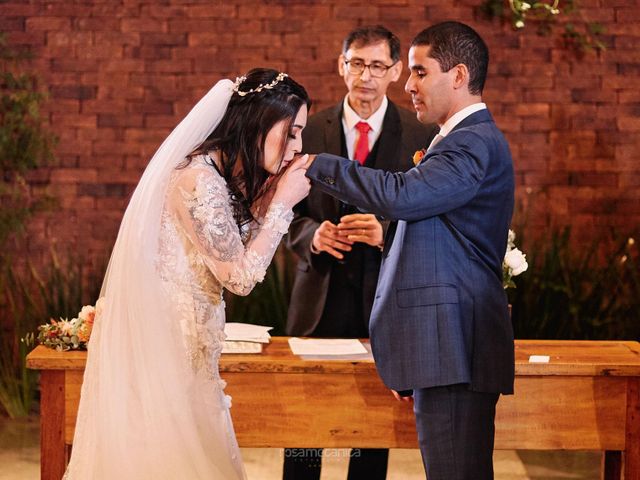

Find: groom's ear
451;63;470;91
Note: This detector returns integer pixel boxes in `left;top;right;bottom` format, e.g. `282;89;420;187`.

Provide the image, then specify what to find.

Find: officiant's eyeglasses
344;59;397;78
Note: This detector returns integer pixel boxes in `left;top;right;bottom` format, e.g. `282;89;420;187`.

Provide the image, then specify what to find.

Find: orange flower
412;149;427;166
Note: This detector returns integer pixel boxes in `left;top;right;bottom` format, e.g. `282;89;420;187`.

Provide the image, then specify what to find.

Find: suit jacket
305;109;515;394
285;101;436;336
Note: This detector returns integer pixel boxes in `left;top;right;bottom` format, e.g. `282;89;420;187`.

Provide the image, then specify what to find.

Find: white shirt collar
438;102;487;138
342;95;388;135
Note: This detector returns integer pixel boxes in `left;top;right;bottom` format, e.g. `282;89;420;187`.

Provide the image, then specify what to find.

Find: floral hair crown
233;72;289;97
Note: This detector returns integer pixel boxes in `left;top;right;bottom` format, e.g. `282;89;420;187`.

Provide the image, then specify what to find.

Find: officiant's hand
391;389;413;402
311;220;353;259
338;213;384;248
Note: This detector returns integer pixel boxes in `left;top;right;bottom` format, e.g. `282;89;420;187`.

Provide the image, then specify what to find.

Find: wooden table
27;339;640;480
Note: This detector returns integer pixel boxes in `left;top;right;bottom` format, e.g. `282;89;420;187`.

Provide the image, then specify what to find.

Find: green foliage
509;228;640;340
0;252;103;418
0;31;59;418
225;248;295;335
480;0;607;54
0;32;57;250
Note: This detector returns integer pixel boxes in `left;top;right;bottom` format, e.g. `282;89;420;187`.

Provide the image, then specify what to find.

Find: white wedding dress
64;80;293;479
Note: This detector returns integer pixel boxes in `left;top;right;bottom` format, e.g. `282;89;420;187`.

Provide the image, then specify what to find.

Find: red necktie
354;121;371;165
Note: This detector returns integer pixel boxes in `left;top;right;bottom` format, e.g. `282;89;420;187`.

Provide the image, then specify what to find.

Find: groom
304;22;515;480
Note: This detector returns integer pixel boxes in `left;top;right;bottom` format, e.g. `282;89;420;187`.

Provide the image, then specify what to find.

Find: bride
64;69;311;479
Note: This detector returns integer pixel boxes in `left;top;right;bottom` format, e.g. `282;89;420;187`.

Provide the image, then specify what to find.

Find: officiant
283;25;436;480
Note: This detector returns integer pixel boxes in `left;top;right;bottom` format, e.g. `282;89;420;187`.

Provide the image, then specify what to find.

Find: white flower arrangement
503;229;528;289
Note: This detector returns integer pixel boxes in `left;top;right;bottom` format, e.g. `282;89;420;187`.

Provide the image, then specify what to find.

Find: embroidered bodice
157;155;293;386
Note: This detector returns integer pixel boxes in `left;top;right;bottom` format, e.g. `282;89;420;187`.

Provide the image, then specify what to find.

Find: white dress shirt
428;102;487;149
341;95;388;160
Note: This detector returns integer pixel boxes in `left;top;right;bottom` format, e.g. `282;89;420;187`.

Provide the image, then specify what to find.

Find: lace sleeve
168;166;293;296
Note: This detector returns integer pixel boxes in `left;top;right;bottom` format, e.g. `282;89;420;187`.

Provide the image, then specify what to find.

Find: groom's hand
338;213;384;248
391;389;413;402
303;154;316;168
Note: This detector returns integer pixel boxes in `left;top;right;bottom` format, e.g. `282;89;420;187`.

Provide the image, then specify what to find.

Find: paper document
224;323;272;343
529;355;550;363
288;337;368;356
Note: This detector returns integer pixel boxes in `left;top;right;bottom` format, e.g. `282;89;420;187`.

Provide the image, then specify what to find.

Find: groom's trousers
413;383;499;480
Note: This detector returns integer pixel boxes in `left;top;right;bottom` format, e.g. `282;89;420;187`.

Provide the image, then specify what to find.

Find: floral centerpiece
503;229;528;289
37;299;103;351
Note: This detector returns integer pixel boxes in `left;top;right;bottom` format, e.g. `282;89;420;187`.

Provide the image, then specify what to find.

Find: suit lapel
323;103;343;157
322;103;345;217
372;102;402;172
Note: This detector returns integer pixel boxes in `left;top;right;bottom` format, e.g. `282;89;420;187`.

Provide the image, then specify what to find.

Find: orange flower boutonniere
412;148;427;166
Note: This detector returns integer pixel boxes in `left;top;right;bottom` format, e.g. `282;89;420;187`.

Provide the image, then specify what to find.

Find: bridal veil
65;79;246;479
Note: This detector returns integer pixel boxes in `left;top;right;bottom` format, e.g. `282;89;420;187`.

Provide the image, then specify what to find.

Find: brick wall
2;0;639;272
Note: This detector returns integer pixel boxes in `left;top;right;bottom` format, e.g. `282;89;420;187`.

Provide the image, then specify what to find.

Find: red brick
0;17;25;31
79;152;125;169
427;6;474;21
26;17;71;31
145;59;192;73
52;58;99;72
185;4;237;18
102;59;145;73
130;100;174;115
121;18;167;33
74;17;121;31
51;168;98;183
619;90;640;103
81;99;127;115
238;4;283;18
94;32;140;47
97;114;143;128
5;31;45;46
168;18;218;33
617;116;640;132
509;103;551;117
141;33;188;46
50;85;98;100
569;172;618;187
0;3;39;16
188;32;234;47
615;7;640;22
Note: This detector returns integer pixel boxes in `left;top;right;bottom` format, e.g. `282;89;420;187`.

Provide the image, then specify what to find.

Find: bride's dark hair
188;68;311;228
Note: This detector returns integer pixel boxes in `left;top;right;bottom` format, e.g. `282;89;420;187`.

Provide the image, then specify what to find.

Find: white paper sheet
224;323;272;343
529;355;550;363
288;337;368;356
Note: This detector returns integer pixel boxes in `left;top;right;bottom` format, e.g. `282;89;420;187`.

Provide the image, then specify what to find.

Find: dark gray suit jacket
306;109;515;394
285;101;436;336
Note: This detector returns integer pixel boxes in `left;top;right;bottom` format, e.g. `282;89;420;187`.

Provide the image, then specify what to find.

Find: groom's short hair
343;25;401;63
412;21;489;96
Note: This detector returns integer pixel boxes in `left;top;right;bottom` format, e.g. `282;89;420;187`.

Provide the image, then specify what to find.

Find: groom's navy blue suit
306;109;515;479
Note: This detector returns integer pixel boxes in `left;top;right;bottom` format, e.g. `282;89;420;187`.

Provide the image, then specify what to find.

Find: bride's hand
272;154;311;209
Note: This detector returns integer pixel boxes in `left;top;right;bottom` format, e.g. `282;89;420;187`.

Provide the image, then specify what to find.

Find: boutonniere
412;148;427;166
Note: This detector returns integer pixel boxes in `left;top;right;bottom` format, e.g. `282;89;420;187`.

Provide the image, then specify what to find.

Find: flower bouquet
37;299;103;351
503;229;528;289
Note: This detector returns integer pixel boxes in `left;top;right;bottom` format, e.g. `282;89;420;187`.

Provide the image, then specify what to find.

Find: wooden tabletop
26;338;640;377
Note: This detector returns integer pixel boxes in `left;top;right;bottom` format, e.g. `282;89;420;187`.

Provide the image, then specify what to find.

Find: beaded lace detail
158;155;293;387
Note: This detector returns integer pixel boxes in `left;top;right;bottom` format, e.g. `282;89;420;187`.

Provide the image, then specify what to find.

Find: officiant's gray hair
342;25;401;63
412;21;489;96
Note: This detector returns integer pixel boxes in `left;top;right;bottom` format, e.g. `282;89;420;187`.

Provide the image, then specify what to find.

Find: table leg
40;370;66;480
601;451;621;480
626;377;640;480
